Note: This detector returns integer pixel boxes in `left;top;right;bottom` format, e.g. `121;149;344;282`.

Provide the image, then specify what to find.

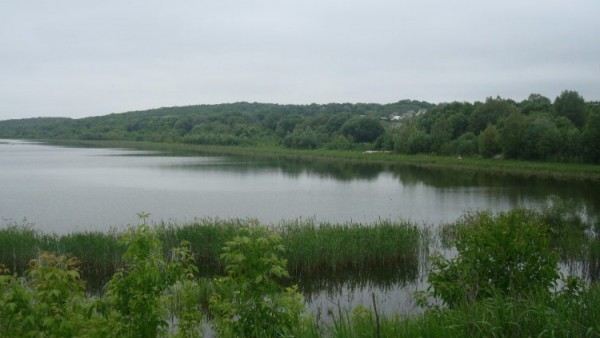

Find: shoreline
39;139;600;182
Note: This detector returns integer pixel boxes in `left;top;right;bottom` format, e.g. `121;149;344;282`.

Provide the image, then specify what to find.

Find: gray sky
1;0;599;120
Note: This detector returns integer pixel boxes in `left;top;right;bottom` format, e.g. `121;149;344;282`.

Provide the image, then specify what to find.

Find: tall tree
554;90;586;128
583;108;600;163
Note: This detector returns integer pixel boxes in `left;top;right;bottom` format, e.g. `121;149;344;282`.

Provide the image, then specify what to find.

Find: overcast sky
1;0;599;120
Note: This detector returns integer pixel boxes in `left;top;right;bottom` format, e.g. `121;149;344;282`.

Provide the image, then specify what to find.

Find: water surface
1;140;599;233
2;139;600;318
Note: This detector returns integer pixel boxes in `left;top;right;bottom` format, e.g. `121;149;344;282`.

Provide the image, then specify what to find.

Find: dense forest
1;91;600;163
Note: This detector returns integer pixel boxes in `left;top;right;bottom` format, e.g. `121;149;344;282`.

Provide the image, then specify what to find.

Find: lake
2;139;599;233
2;139;599;317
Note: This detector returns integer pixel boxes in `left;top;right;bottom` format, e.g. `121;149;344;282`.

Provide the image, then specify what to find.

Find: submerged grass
301;286;600;338
0;218;423;291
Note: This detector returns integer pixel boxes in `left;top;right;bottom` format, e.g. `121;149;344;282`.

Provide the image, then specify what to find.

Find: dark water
2;139;599;316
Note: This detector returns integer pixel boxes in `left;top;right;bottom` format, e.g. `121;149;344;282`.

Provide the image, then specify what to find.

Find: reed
0;218;424;290
309;286;600;337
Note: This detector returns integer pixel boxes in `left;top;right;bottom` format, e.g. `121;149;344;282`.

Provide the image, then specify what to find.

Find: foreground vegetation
0;219;422;291
1;206;600;337
2;91;600;168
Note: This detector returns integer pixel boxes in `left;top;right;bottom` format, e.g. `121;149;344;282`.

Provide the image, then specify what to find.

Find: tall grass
305;286;600;337
0;219;423;291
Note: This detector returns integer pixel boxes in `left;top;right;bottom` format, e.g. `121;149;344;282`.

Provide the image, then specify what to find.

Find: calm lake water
2;139;599;233
2;139;600;318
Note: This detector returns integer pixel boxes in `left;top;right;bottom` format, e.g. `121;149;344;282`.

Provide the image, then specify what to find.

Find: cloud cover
1;0;599;119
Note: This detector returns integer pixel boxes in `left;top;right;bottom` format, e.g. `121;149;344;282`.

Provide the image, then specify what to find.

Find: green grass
300;287;600;337
0;219;423;291
44;139;600;182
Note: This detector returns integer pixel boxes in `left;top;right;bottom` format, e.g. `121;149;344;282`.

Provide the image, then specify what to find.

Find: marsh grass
0;219;424;291
308;287;600;338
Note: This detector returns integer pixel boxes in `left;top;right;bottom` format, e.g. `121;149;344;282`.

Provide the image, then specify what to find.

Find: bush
210;227;305;338
0;253;90;337
429;210;559;307
0;222;204;338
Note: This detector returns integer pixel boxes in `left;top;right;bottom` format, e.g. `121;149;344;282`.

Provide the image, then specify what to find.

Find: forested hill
1;91;600;164
0;100;431;146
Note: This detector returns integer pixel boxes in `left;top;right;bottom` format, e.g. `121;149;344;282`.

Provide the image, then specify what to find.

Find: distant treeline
1;91;600;163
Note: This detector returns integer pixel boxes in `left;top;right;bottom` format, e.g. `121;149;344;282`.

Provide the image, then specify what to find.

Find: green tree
554;90;586;128
583;108;600;163
521;115;560;160
455;132;478;156
500;111;528;158
469;97;517;134
520;93;552;115
340;117;384;143
282;128;321;149
478;125;501;158
430;117;453;152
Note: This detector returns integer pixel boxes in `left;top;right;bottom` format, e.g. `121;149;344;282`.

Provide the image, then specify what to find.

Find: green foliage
430;117;453;152
104;224;171;337
521;93;552;115
283;127;322;149
319;285;600;338
554;90;587;128
393;125;432;155
210;227;305;338
429;210;559;307
521;114;561;160
340;117;384;143
325;135;354;150
454;132;477;156
1;211;599;337
478;124;500;158
469;97;517;134
499;111;528;158
2;91;600;164
0;253;94;337
583;108;600;163
0;223;204;337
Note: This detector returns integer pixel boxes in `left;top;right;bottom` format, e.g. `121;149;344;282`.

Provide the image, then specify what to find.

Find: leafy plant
428;210;559;307
210;227;305;338
0;253;91;337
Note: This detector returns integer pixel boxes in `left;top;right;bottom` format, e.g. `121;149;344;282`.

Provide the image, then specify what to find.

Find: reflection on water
2;140;600;232
2;139;600;316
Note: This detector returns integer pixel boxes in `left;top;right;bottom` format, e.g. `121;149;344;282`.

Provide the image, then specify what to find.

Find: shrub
429;210;559;307
0;253;91;337
210;227;305;338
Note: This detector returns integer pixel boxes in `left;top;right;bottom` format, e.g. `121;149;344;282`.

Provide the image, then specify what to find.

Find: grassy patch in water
0;219;423;290
304;287;600;338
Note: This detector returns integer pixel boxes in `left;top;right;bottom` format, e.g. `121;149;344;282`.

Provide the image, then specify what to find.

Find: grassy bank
0;219;422;290
45;139;600;181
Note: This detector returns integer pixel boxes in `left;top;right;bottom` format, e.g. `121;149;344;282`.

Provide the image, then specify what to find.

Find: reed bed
299;285;600;337
0;219;423;290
